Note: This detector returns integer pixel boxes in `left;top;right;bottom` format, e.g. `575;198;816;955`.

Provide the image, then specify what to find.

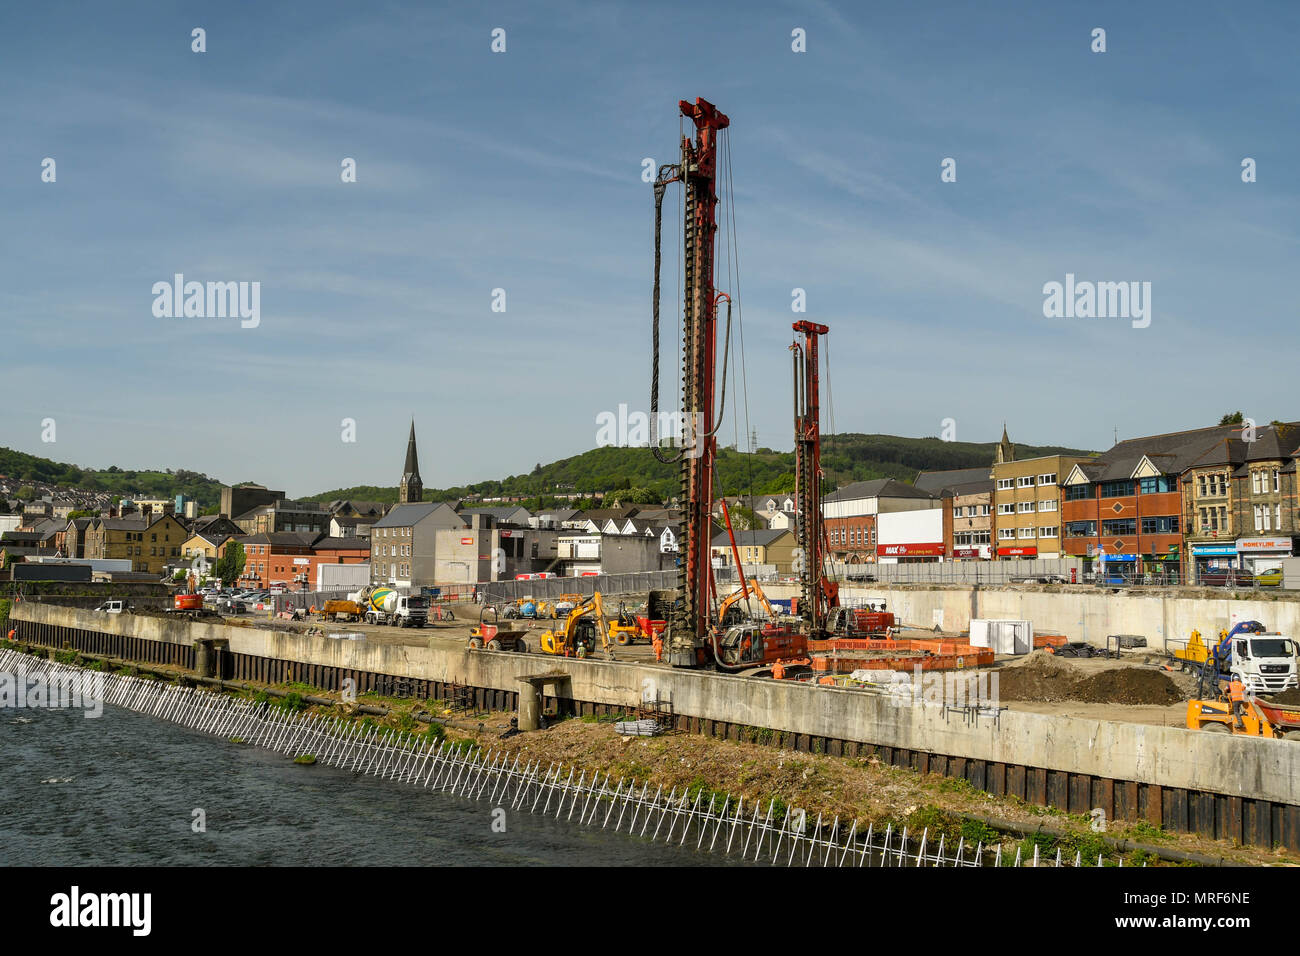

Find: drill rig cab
715;621;808;669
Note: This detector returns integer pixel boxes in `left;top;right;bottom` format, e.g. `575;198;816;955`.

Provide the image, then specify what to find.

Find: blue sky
2;0;1297;496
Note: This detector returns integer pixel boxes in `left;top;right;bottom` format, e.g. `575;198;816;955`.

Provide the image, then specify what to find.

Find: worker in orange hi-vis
1228;677;1247;729
771;659;786;680
652;632;664;663
6;628;14;641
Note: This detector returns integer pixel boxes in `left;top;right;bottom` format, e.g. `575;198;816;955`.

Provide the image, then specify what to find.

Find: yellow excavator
538;591;612;659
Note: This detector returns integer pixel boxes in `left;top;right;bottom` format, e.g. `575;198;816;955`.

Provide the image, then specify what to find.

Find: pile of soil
995;652;1079;703
1073;670;1183;706
996;651;1183;705
1266;688;1300;705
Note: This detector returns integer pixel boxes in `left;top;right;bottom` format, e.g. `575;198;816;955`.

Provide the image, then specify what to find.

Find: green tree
729;505;760;530
762;473;796;494
607;486;660;506
1220;411;1244;425
214;541;246;587
15;485;34;500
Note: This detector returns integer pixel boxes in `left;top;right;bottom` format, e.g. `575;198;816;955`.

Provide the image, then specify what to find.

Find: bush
959;819;1000;845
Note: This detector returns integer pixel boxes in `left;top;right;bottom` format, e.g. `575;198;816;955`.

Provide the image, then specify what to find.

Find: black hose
651;167;686;465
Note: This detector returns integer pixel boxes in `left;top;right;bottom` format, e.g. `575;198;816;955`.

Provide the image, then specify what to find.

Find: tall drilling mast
792;320;836;636
650;97;730;667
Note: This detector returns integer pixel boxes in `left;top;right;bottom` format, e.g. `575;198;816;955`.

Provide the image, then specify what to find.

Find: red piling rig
651;97;731;668
792;320;837;636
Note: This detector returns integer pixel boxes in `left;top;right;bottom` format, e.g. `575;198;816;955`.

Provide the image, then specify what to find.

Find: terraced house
84;513;188;574
1180;422;1300;583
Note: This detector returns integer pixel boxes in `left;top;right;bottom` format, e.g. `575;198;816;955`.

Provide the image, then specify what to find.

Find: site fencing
827;558;1087;587
480;570;677;605
0;648;1134;868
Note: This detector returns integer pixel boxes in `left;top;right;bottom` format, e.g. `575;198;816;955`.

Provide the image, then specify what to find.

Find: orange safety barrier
809;647;994;674
1033;634;1067;649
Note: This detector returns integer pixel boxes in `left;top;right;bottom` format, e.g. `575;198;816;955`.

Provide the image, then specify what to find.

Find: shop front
1236;536;1294;574
952;545;991;560
1143;546;1181;583
1189;543;1238;582
877;542;945;564
996;546;1037;559
1096;552;1137;582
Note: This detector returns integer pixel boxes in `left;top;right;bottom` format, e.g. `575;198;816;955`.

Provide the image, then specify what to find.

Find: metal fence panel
480;570;677;605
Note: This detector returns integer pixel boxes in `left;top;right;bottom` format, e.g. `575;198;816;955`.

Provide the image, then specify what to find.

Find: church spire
400;419;423;503
995;423;1015;465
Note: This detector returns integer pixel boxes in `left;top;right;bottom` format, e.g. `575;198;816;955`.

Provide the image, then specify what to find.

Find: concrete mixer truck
353;586;428;628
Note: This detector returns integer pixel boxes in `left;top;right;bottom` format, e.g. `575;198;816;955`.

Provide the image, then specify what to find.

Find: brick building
915;467;994;561
1062;426;1235;580
823;478;937;565
84;513;189;575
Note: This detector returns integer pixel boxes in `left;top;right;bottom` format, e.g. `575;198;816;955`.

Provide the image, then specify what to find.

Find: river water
0;704;712;866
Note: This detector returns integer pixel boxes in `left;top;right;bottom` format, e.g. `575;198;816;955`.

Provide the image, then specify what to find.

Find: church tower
994;424;1015;465
399;419;423;504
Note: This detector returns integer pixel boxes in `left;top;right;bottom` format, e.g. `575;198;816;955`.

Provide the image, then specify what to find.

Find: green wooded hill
307;433;1097;507
0;447;226;509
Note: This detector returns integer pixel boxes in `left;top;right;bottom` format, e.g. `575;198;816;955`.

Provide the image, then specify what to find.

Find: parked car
94;600;129;614
1198;568;1256;588
1255;567;1284;588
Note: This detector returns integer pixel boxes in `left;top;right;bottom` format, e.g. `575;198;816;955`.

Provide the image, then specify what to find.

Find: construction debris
615;719;663;737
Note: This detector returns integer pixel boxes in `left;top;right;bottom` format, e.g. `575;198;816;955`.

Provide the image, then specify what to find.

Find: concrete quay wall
11;601;1298;812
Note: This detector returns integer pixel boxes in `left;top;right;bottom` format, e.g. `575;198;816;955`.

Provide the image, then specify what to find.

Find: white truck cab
1229;632;1299;695
364;592;428;628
